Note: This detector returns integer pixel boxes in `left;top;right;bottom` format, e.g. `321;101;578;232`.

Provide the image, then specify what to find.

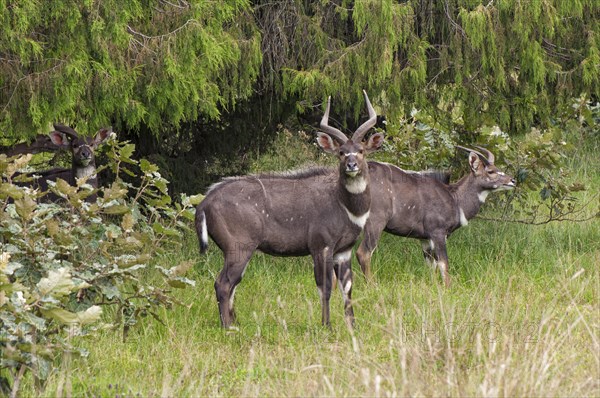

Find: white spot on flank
478;190;490;203
333;250;352;264
345;177;367;194
459;208;468;226
342;205;370;229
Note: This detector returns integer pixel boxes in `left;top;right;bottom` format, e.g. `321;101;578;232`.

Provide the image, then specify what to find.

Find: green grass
21;134;600;397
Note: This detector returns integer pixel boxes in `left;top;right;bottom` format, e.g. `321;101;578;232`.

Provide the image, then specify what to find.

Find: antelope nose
347;161;358;171
510;178;516;186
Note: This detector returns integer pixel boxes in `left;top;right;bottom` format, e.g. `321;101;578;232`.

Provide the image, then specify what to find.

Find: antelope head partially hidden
49;124;112;185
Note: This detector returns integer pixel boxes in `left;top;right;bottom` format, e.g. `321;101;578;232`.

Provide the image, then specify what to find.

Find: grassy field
23;134;600;397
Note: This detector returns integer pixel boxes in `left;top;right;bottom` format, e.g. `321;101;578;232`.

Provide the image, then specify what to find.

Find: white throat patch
342;205;370;229
76;164;96;179
478;190;490;203
345;177;367;194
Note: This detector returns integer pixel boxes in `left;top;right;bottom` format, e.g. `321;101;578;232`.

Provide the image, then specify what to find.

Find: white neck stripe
341;204;369;229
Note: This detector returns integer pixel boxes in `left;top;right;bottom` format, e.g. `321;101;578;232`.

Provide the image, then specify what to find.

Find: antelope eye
339;151;344;156
359;149;364;154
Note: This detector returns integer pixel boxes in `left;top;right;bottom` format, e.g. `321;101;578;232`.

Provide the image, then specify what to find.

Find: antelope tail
195;210;209;254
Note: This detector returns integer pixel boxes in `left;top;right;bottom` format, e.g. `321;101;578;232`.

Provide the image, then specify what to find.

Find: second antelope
5;124;112;201
355;146;515;286
195;91;383;328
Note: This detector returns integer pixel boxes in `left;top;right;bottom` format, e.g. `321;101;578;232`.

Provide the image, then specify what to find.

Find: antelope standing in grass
356;146;515;286
195;91;384;328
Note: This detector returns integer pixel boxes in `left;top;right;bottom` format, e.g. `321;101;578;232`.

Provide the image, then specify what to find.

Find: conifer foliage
1;1;597;138
0;0;261;138
275;0;599;133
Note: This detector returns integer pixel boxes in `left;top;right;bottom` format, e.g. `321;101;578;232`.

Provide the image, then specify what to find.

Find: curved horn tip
455;145;473;152
456;145;489;163
474;145;495;162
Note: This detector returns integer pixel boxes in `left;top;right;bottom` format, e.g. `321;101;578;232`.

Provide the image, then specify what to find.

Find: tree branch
0;134;60;156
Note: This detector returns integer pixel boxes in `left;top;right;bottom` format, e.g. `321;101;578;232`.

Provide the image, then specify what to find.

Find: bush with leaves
0;139;201;396
377;98;599;224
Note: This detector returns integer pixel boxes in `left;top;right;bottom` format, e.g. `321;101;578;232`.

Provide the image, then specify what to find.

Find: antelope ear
316;132;340;154
364;132;384;153
49;131;70;148
93;126;113;146
468;152;484;173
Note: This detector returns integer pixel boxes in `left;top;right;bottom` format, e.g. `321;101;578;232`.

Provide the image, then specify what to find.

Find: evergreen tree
0;0;261;138
271;0;599;133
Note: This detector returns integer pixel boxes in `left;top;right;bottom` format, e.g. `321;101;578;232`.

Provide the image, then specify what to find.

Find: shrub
378;98;599;224
0;139;201;395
